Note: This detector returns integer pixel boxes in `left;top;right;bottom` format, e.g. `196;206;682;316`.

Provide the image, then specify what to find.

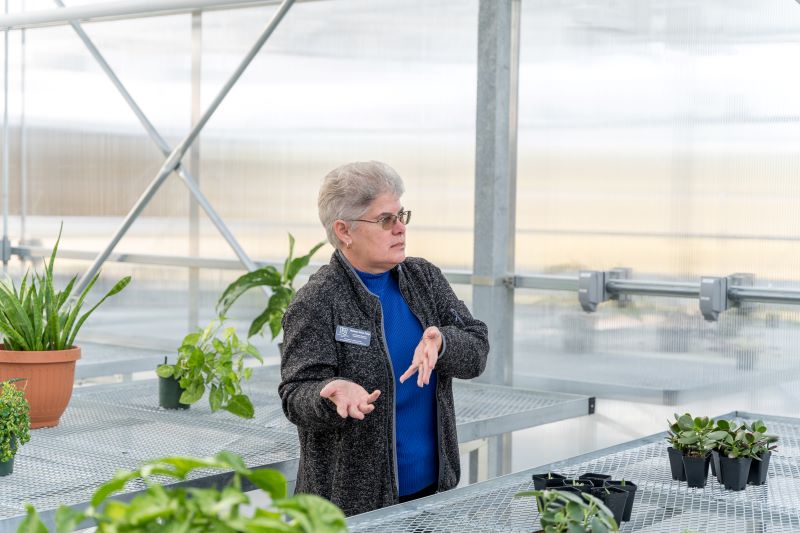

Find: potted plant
714;419;756;491
602;479;637;522
216;234;324;343
156;319;263;418
532;471;567;490
19;451;348;532
0;378;31;476
666;415;687;481
745;419;778;485
515;488;619;533
670;413;726;488
0;226;130;428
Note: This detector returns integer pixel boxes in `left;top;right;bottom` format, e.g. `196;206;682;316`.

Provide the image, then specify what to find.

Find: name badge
335;325;371;347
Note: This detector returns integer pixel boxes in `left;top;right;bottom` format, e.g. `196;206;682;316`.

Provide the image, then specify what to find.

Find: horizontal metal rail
13;244;800;309
0;0;316;30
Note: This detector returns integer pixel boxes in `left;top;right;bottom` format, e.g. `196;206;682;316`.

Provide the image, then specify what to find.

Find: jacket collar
332;250;405;315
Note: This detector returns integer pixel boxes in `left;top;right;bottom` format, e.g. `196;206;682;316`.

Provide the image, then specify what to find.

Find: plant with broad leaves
0;379;30;463
156;319;263;419
668;413;727;457
217;234;325;339
515;488;618;533
18;451;348;532
0;224;130;351
715;419;778;459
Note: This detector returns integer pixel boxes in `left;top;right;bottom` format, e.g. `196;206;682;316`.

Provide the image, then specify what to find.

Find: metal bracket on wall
578;270;608;312
607;267;632;307
471;275;516;288
699;276;729;321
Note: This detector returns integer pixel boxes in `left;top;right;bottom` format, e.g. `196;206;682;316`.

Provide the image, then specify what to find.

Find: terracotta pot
0;345;81;429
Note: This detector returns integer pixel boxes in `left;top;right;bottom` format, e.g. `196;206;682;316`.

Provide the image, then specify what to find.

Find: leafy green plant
217;234;324;339
0;225;131;351
156;319;263;419
0;379;30;463
714;419;778;459
515;489;618;533
19;451;348;532
668;413;727;457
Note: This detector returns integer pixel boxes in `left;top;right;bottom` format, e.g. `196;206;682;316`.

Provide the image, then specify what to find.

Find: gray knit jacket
279;251;489;516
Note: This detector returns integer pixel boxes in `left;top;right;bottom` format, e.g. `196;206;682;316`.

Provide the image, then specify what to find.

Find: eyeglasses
350;209;411;230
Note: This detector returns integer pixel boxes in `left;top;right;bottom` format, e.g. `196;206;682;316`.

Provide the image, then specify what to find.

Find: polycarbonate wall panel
1;1;478;346
514;1;800;410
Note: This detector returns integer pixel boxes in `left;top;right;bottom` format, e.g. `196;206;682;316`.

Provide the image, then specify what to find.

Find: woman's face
341;193;407;274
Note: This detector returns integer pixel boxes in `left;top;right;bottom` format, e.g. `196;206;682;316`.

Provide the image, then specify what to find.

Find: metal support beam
473;0;519;481
73;0;294;294
2;0;9;270
188;10;202;331
0;0;310;30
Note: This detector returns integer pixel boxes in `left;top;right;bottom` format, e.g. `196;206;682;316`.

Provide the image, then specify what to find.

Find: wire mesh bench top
347;411;800;533
0;367;591;531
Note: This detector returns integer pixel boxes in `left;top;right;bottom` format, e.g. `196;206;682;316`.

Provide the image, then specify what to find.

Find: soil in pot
748;451;771;486
668;447;687;481
682;454;709;488
531;472;566;490
719;456;752;491
604;480;637;521
159;376;190;410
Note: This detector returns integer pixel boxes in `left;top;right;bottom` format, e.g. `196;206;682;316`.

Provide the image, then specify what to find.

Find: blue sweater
357;268;438;496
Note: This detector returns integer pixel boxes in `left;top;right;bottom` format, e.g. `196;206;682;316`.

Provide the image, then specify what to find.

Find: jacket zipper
339;253;401;501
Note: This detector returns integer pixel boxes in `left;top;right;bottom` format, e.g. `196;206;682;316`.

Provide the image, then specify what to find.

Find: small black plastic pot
719;456;752;491
604;480;637;522
554;486;583;497
580;472;611;484
561;479;594;492
0;439;16;476
531;472;566;490
667;446;687;481
747;451;771;486
159;376;190;410
681;454;709;488
711;450;723;483
590;486;626;526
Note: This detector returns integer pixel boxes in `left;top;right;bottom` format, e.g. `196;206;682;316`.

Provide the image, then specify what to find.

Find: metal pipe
74;0;293;294
56;0;259;274
19;4;26;244
2;0;9;271
728;286;800;306
0;0;312;30
605;279;700;299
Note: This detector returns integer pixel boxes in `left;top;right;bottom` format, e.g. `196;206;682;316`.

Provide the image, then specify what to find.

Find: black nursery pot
580;472;612;484
681;454;709;488
159;376;190;410
604;480;637;522
0;439;16;476
667;447;687;481
719;456;752;491
531;472;566;490
747;451;772;486
711;450;723;483
591;487;627;526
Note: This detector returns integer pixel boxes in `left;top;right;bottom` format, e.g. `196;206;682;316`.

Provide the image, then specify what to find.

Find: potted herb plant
515;488;619;533
0;226;130;428
156;319;263;418
216;234;324;343
20;451;348;532
0;378;31;476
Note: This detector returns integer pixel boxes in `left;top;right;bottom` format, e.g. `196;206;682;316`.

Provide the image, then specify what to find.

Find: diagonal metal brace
71;0;295;295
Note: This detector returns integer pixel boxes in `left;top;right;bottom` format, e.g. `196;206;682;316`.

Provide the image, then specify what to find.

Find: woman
279;161;489;516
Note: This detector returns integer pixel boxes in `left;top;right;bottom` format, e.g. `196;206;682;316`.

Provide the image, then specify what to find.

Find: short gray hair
318;161;405;248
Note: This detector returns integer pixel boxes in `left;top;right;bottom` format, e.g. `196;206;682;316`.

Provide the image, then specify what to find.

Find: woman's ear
333;220;350;246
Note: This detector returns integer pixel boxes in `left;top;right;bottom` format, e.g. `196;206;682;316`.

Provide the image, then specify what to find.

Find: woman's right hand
319;380;381;420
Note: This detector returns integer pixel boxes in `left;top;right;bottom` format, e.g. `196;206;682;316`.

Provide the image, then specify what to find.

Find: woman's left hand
399;326;442;387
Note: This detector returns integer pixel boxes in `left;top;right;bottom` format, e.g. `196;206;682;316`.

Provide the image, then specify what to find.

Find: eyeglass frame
347;209;411;230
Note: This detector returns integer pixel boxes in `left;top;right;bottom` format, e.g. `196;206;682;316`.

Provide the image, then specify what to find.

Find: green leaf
216;266;281;316
66;276;131;348
156;365;175;378
55;505;86;533
223;394;254;419
246;469;287;499
285;241;325;284
209;384;223;412
91;470;137;507
17;505;50;533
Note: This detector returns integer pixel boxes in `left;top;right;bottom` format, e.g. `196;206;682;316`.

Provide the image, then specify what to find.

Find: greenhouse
1;1;799;532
